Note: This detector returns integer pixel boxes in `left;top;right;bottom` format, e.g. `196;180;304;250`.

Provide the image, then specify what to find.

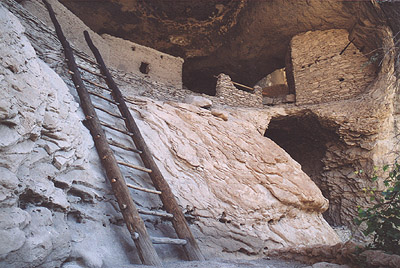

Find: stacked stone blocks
215;73;263;107
290;29;376;105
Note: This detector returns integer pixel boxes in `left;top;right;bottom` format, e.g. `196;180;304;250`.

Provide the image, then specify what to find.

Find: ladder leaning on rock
43;0;204;265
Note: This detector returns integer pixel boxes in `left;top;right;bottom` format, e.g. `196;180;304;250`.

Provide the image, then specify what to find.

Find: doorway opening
264;112;339;224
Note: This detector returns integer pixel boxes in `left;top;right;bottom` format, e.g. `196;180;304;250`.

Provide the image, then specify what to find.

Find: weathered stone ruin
1;0;400;267
289;29;377;105
21;0;184;89
215;74;263;108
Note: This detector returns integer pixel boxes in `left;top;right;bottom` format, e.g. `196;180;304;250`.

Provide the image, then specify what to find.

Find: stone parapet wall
102;34;183;89
290;29;376;105
215;73;263;108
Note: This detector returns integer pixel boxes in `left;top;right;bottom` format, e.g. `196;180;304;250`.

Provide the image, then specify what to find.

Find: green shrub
354;163;400;255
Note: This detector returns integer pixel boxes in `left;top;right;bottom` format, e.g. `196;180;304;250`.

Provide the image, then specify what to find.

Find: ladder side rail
84;30;205;261
42;1;162;266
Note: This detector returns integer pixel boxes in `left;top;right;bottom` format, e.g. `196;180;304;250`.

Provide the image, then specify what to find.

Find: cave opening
182;62;218;96
182;60;287;96
264;112;339;225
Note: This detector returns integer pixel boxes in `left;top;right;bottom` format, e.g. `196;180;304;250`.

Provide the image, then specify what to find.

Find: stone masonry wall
215;73;263;108
20;0;183;89
290;29;376;105
102;34;184;89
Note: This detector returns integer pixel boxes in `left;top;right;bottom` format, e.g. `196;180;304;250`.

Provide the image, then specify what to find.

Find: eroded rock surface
0;2;340;267
126;98;339;256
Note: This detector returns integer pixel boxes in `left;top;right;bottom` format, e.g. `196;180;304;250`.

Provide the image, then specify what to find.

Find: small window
131;46;136;51
139;62;150;74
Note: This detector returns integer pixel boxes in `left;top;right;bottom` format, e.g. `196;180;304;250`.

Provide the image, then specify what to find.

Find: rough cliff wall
0;2;339;267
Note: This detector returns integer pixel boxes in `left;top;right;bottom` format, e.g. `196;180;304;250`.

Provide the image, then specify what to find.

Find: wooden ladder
43;1;204;266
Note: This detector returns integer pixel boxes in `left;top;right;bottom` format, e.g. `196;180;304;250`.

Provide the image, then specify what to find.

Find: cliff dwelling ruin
1;0;400;267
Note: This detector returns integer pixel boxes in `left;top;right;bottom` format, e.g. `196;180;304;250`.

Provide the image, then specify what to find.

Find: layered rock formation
0;1;342;267
2;0;400;267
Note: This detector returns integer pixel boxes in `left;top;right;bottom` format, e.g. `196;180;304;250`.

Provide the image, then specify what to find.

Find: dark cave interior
264;112;339;224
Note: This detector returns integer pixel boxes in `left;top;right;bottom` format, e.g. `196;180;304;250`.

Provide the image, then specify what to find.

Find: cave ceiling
59;0;387;93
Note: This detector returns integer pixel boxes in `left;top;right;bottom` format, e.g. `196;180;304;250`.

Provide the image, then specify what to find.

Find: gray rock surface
307;262;351;268
0;1;344;267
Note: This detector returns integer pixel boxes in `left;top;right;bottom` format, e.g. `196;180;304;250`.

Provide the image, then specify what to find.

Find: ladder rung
88;91;119;105
100;122;132;136
137;208;194;220
83;77;112;92
126;183;161;194
117;161;152;173
137;208;172;218
77;65;106;78
108;139;142;154
150;237;187;245
94;105;125;119
124;97;142;106
74;52;100;66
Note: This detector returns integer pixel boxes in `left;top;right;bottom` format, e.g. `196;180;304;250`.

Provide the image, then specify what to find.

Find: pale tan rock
285;94;295;103
211;109;229;121
126;96;340;256
184;95;212;108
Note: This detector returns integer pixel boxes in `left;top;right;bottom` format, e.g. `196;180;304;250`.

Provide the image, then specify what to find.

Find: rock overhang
58;0;391;94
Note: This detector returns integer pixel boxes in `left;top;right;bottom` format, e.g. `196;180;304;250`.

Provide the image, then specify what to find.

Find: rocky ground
123;258;309;268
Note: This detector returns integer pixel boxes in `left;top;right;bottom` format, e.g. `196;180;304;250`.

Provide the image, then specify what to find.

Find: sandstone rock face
268;241;400;268
0;5;142;267
0;2;340;267
307;263;350;268
126;98;339;256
